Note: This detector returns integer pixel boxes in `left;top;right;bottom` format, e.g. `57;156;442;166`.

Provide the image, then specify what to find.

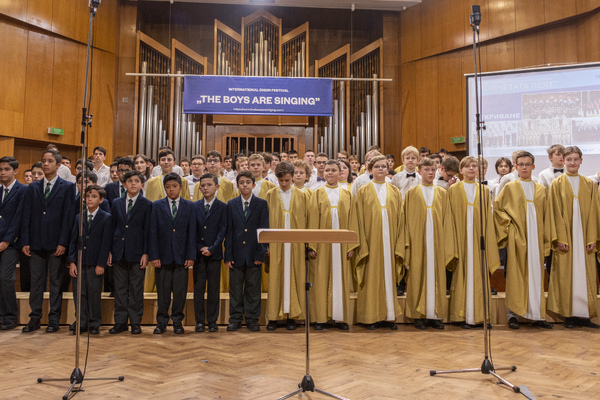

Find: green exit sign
48;127;64;135
450;136;465;144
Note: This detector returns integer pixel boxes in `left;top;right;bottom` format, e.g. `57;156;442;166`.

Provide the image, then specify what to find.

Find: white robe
373;182;396;321
325;186;344;321
463;182;477;325
420;184;437;319
567;174;589;318
520;179;543;320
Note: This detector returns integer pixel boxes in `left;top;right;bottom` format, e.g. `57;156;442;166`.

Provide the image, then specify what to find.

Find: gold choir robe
447;181;500;324
404;184;456;320
265;186;308;320
307;185;358;323
251;178;276;293
192;176;236;292
143;174;191;292
354;182;405;324
494;179;553;319
547;174;599;318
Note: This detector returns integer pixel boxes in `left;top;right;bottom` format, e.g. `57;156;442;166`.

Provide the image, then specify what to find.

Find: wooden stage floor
2;322;599;399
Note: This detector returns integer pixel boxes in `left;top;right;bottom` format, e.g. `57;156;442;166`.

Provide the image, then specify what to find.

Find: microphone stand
429;5;522;395
36;2;123;398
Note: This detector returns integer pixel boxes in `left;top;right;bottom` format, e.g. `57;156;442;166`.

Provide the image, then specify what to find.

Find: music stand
258;229;357;400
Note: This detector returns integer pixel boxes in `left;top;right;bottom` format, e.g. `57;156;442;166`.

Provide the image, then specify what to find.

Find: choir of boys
1;141;598;335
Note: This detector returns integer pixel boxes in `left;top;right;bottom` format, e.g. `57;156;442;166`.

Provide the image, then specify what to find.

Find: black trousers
19;252;31;292
229;265;261;324
193;256;221;324
72;265;103;328
113;260;145;325
103;264;114;294
29;250;65;324
155;263;188;325
0;247;19;323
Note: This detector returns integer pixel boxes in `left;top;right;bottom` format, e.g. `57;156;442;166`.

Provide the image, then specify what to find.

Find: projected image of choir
572;118;600;144
522;92;582;120
483;121;519;148
1;141;599;335
582;91;600;117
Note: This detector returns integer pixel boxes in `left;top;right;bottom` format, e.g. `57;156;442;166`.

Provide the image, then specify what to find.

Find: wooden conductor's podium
257;228;357;400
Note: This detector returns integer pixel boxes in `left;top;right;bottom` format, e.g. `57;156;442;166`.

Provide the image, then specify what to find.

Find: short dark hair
438;148;449;155
93;146;107;156
316;152;328;159
158;149;175;160
428;153;442;163
441;155;460;173
206;150;223;162
180;157;190;165
494;157;513;174
325;159;340;170
304;149;315;155
275;161;295;178
339;159;354;183
24;169;32;174
117;156;135;169
32;162;42;170
236;170;255;184
200;173;219;185
110;161;118;168
77;170;98;183
385;154;395;161
419;147;431;154
515;151;535;165
0;156;19;170
163;172;182;186
224;155;233;162
419;157;436;169
262;152;273;164
191;154;206;163
42;149;62;164
272;152;280;159
288;150;298;156
123;170;145;184
85;184;106;199
62;155;71;162
76;158;94;170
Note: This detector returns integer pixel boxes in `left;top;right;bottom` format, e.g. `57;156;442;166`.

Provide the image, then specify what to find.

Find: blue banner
183;76;333;116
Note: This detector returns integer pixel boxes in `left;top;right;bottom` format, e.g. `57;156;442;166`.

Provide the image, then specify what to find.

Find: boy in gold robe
494;151;554;329
447;156;500;328
308;160;357;330
404;158;455;330
265;161;308;330
354;155;404;330
547;146;599;329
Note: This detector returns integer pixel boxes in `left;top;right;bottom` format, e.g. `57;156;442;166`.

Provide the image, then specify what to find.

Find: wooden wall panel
23;32;55;142
437;52;464;149
544;0;577;23
485;40;515;72
400;62;417;150
94;0;118;54
514;1;545;32
51;0;76;39
13;139;81;182
414;58;439;151
487;0;515;39
440;0;466;52
382;13;401;158
576;12;600;62
0;0;27;21
0;22;28;138
513;32;545;69
50;38;80;146
0;137;15;157
400;5;420;63
26;0;53;31
577;0;600;13
544;24;578;65
419;0;443;58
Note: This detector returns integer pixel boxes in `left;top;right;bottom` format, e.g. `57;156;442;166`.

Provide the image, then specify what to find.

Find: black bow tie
554;168;564;174
193;177;202;183
406;173;416;178
316;177;326;182
369;174;373;180
482;180;488;185
438;176;445;180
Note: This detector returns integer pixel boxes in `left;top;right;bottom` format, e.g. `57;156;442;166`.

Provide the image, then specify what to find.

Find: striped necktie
172;200;178;219
44;182;51;199
244;201;249;218
87;214;93;229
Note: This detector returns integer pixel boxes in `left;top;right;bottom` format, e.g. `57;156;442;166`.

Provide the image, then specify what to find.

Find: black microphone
470;5;481;27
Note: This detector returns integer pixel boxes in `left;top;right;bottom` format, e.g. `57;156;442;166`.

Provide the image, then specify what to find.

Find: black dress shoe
266;321;278;331
313;323;324;331
173;323;185;334
22;319;40;333
247;323;260;332
414;319;427;330
195;323;205;332
109;324;128;334
89;326;100;335
73;326;88;335
46;323;60;333
69;322;76;331
366;323;378;330
532;320;553;329
491;287;498;295
208;322;218;332
0;320;19;331
153;324;167;334
460;323;472;329
396;287;405;296
430;319;444;330
227;322;241;331
286;319;297;330
335;323;349;331
564;317;576;329
131;325;142;335
508;317;520;330
579;318;600;329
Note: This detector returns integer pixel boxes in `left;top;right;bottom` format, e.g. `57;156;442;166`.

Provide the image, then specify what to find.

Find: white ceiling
132;0;422;12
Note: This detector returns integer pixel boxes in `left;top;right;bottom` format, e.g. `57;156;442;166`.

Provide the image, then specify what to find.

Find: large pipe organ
133;10;383;159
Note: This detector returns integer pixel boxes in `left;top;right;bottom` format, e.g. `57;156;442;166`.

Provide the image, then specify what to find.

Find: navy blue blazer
194;198;227;261
68;209;113;267
148;197;196;265
0;180;26;248
104;181;123;207
21;177;76;251
74;194;110;214
224;195;269;267
111;195;152;263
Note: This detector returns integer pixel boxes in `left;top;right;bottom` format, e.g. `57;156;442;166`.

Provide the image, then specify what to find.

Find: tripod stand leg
278;388;303;400
430;367;482;375
315;388;350;400
490;371;521;393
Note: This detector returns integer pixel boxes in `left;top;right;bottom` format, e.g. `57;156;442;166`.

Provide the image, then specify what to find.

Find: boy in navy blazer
75;171;110;214
68;185;113;334
0;157;26;330
193;173;227;333
109;170;151;335
104;157;134;207
149;173;196;334
225;171;269;332
21;149;75;332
